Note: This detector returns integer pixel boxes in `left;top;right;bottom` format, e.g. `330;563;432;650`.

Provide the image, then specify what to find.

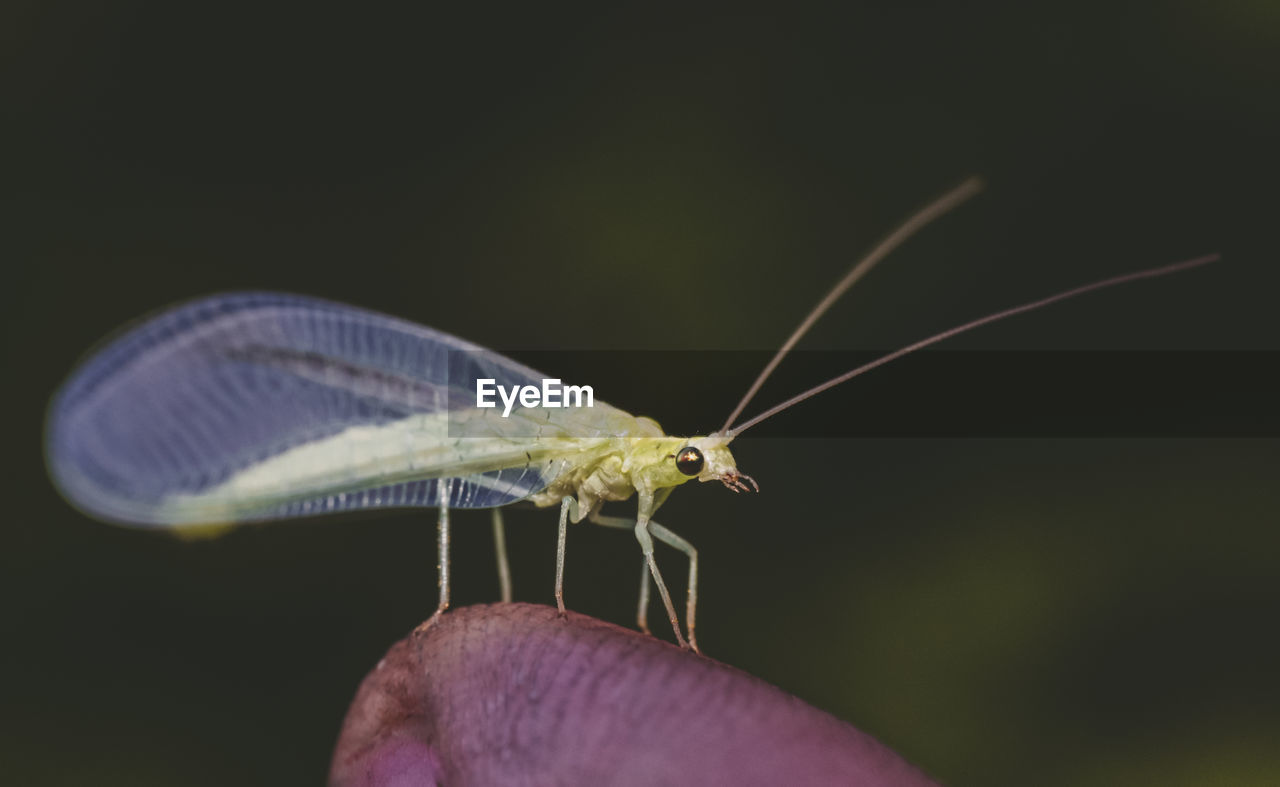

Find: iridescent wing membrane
46;293;587;527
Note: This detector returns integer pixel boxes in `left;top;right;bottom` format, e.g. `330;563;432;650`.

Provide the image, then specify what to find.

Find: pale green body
154;396;742;536
156;393;744;652
528;423;743;520
518;407;747;653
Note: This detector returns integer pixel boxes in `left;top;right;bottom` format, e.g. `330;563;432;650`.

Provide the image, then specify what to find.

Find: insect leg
591;513;693;649
637;557;652;635
634;516;689;650
586;513;654;633
555;496;579;616
434;478;454;618
492;508;513;603
646;522;699;653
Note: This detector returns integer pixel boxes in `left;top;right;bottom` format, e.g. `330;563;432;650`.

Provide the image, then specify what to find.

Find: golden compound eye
674;446;704;476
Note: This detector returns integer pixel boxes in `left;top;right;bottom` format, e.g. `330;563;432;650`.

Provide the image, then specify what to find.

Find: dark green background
5;4;1277;785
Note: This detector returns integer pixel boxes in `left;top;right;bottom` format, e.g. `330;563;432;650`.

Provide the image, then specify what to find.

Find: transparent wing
46;292;599;527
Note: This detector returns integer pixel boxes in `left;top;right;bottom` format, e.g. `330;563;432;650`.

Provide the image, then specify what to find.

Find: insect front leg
646;521;698;652
492;508;512;603
591;490;689;649
633;514;688;650
590;513;696;651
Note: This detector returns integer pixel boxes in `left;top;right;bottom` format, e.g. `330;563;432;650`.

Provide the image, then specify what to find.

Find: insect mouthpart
719;470;759;494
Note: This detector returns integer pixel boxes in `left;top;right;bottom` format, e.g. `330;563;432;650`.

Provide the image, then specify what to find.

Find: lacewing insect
44;177;1218;652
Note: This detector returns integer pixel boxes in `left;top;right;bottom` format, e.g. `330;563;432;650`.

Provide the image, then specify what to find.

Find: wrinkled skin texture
330;603;937;786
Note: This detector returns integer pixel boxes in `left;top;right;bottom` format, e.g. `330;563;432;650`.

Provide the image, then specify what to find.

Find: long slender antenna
719;176;986;434
725;253;1220;437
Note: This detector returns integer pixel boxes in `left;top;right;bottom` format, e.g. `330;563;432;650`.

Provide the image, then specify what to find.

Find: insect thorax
527;430;693;515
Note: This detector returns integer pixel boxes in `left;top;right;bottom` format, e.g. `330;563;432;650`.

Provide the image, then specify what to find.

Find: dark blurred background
4;3;1278;785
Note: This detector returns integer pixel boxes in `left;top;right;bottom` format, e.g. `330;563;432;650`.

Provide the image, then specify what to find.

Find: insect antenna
725;253;1220;437
719;176;986;434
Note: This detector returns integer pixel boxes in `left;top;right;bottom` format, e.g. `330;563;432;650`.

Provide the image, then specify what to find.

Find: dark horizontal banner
444;350;1279;438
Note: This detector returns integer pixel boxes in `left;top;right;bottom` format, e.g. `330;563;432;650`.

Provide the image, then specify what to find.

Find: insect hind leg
419;478;455;632
492;508;512;603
